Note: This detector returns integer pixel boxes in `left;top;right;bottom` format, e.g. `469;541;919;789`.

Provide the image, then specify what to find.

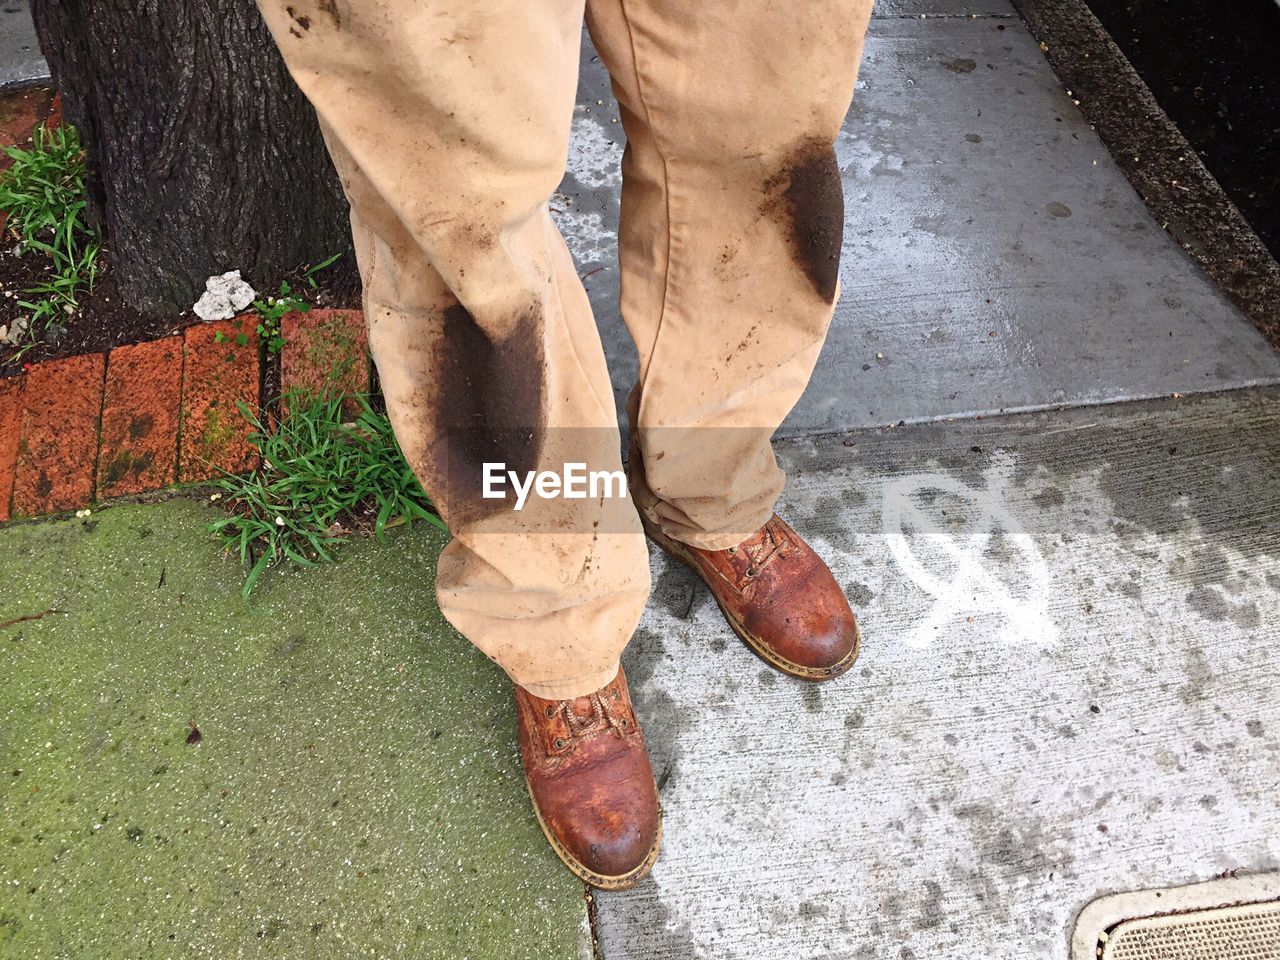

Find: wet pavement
600;389;1280;958
0;2;46;89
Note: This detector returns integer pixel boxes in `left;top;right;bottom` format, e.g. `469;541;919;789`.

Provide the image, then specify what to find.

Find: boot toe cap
786;608;858;670
742;565;860;675
762;603;858;671
560;805;660;880
533;747;662;886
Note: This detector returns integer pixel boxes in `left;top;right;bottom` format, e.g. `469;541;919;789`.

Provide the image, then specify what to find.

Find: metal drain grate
1072;875;1280;960
1102;901;1280;960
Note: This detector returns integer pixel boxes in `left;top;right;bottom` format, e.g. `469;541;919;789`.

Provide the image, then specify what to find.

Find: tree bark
29;0;352;315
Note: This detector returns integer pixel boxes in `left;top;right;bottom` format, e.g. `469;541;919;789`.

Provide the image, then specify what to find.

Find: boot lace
544;685;630;750
724;516;789;580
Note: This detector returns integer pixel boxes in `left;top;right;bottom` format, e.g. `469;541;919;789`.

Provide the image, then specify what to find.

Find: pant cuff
663;524;766;552
516;660;622;701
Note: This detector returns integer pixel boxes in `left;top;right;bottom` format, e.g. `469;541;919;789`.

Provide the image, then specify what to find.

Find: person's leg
587;0;874;677
256;0;659;886
255;0;649;699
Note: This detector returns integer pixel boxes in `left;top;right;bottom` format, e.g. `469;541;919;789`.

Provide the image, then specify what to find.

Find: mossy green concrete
0;500;588;959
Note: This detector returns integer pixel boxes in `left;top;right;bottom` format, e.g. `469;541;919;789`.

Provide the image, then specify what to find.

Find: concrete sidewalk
0;2;47;89
598;388;1280;958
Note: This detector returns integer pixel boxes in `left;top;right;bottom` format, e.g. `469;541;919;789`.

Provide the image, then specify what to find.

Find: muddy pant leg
257;0;651;699
587;0;875;550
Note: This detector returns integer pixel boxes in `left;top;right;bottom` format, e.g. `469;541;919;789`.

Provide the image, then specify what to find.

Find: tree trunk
29;0;352;315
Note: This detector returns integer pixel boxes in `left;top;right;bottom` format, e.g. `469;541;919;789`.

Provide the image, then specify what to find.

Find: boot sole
524;778;663;890
646;522;861;682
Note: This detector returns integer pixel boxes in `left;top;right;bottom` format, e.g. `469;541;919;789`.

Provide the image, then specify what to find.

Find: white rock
193;270;256;322
1;316;29;345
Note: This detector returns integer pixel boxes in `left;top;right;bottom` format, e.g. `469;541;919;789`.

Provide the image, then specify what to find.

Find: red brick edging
0;309;367;521
13;353;104;516
97;337;183;498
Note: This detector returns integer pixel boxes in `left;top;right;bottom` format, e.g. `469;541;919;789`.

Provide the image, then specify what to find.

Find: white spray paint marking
881;462;1058;648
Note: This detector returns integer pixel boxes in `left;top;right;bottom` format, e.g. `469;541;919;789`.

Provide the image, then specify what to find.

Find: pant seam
545;215;617;427
615;0;675;430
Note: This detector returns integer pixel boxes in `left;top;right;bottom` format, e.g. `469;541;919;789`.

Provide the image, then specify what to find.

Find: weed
208;384;445;599
212;315;252;350
215;252;344;355
0;123;100;343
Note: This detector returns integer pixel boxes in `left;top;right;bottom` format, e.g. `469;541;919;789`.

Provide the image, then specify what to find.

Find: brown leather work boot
514;669;662;889
645;513;860;680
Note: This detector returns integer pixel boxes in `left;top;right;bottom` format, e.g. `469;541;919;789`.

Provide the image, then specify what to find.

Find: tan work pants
257;0;873;698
